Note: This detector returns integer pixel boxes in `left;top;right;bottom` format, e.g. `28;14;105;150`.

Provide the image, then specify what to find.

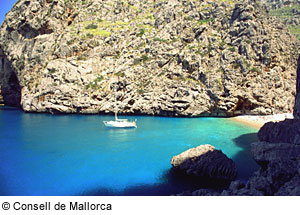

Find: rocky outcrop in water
171;144;237;181
177;124;300;195
175;55;300;196
220;119;300;196
0;0;299;116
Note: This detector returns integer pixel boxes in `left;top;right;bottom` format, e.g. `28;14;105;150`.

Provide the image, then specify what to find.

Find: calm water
0;107;259;196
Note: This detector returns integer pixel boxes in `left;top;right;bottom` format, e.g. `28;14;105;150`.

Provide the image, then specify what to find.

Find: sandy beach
230;113;294;129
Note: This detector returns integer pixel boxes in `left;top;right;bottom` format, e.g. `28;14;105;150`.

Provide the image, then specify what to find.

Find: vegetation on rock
264;0;300;39
0;0;299;116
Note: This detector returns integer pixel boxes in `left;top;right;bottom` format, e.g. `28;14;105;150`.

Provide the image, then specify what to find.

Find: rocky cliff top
0;0;299;116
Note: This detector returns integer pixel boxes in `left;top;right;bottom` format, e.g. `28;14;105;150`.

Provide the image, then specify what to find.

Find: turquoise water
0;107;259;196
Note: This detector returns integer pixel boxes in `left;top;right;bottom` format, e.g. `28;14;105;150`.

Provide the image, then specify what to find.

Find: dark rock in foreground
251;141;300;165
183;120;300;196
293;55;300;119
258;119;300;144
171;144;237;181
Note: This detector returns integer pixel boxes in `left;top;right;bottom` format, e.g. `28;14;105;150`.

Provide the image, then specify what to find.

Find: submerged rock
171;144;237;181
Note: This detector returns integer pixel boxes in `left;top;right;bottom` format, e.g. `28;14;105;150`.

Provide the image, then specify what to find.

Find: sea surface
0;107;259;196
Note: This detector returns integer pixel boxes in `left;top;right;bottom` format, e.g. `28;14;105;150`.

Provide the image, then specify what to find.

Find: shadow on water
81;169;230;196
231;133;260;181
79;133;260;196
0;106;19;111
0;175;10;196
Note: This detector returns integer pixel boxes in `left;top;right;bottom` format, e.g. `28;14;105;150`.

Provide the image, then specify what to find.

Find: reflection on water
0;108;259;195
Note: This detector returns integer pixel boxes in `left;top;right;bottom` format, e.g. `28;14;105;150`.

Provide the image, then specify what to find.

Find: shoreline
0;106;294;128
230;117;264;129
230;113;294;129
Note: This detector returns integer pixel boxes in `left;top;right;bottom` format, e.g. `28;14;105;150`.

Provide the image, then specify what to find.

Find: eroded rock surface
0;0;299;115
171;144;237;181
257;119;300;144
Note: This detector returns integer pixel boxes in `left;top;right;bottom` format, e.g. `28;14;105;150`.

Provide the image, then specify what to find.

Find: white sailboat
103;112;137;128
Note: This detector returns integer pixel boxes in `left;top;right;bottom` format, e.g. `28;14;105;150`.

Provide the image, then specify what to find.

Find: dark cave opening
0;48;21;107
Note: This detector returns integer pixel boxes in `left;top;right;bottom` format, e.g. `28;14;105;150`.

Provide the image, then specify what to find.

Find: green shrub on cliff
85;24;98;30
85;75;104;90
136;29;145;37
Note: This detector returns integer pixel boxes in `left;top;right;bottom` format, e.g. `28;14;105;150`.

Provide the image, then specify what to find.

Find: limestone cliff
0;0;299;116
263;0;300;39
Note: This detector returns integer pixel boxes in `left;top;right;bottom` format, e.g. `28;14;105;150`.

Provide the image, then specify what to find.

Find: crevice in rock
234;96;258;114
18;23;53;39
293;54;300;118
0;47;21;107
24;1;30;7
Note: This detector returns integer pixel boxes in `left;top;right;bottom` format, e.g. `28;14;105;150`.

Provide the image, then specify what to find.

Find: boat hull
103;121;137;128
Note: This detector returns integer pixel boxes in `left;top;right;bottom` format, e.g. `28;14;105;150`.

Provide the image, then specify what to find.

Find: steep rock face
0;0;66;107
0;0;299;116
251;141;300;164
0;47;21;106
257;119;300;143
245;113;300;195
171;144;237;181
275;174;300;195
294;55;300;118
